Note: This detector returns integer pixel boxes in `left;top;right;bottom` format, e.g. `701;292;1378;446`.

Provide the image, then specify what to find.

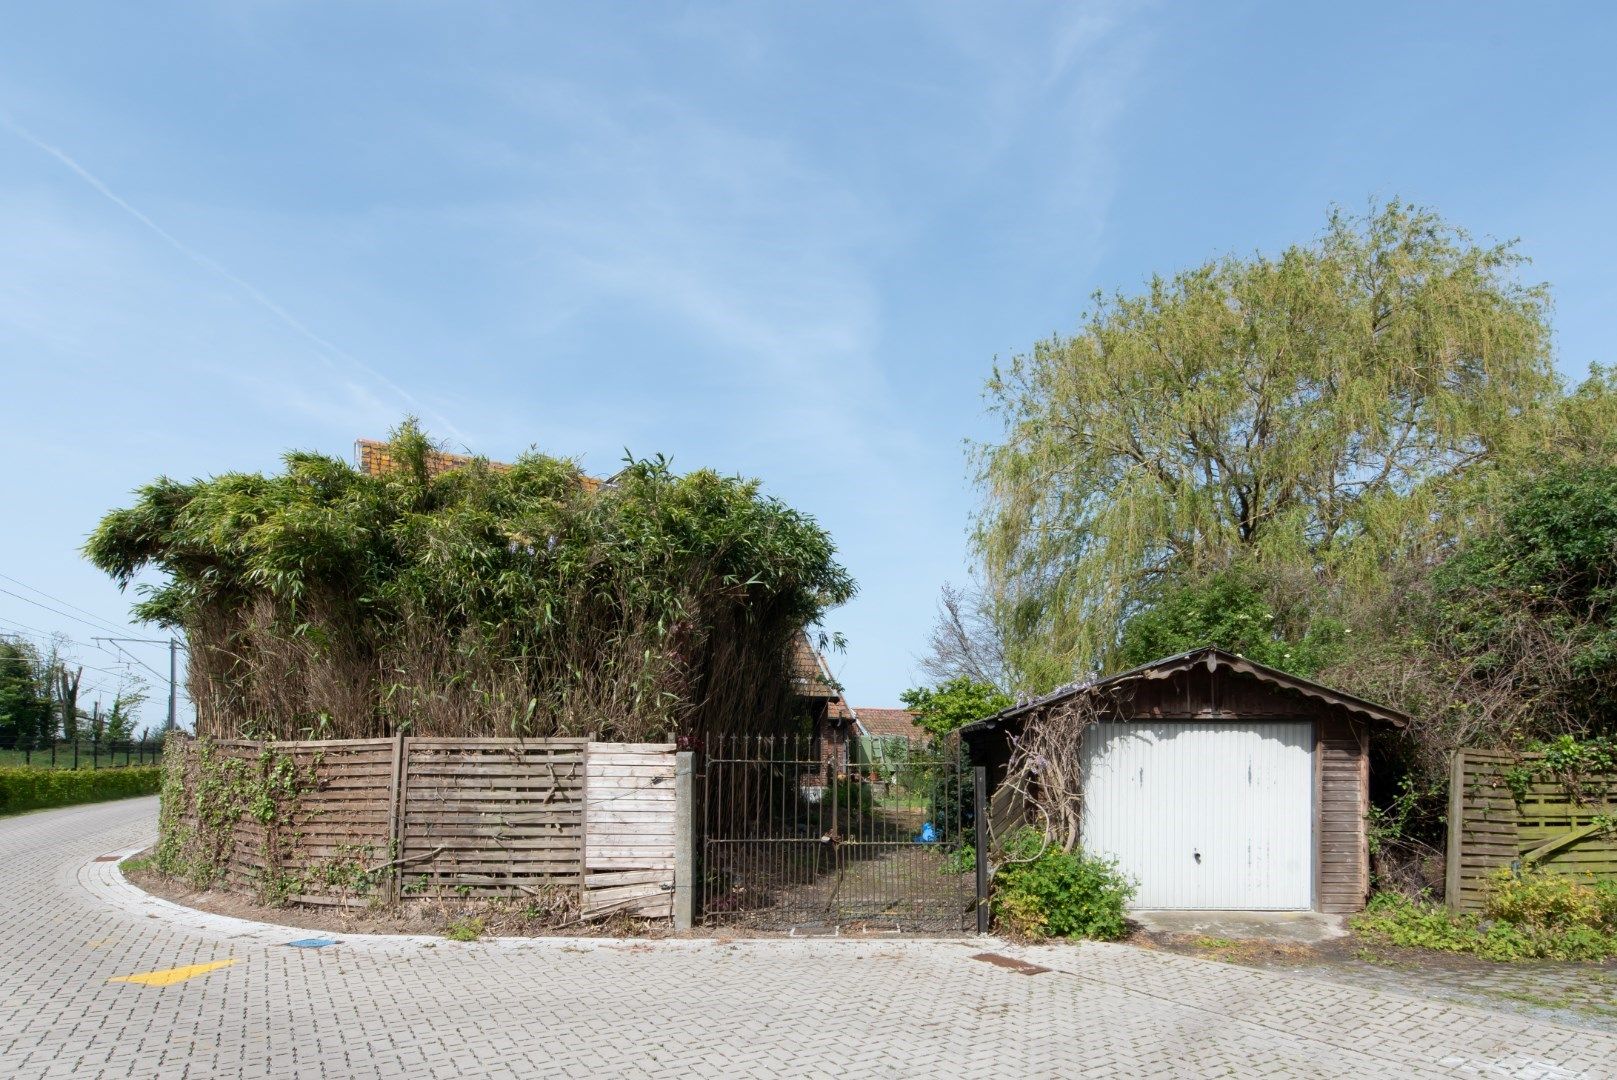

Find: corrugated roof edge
959;645;1409;736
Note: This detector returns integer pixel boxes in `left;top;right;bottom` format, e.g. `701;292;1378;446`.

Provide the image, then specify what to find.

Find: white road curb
78;839;997;957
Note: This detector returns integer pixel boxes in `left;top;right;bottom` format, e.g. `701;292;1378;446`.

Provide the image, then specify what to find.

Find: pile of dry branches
996;691;1109;853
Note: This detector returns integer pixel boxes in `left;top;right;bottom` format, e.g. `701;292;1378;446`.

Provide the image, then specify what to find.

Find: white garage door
1080;721;1313;910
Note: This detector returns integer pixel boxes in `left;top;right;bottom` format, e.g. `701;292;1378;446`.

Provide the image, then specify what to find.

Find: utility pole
168;638;178;733
92;635;187;734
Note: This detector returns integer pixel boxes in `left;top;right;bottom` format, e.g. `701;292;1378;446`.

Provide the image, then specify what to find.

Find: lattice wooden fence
167;735;677;920
1445;748;1617;911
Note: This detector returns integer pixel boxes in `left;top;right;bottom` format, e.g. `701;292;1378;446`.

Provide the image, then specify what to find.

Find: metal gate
699;734;982;932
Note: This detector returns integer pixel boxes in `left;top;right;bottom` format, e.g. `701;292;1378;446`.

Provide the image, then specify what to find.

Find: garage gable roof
961;646;1408;734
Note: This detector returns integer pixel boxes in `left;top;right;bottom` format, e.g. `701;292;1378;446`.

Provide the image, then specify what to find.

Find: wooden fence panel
584;742;677;919
280;739;394;907
168;734;681;920
209;740;272;893
1446;748;1617;911
401;738;588;900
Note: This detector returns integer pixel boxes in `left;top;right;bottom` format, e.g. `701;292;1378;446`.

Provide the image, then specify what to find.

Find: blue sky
3;3;1615;728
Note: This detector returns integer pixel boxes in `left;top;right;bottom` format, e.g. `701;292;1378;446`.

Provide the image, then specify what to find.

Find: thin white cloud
0;111;465;442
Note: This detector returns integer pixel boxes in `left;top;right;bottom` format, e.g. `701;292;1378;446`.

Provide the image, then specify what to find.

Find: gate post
674;750;695;931
973;765;989;934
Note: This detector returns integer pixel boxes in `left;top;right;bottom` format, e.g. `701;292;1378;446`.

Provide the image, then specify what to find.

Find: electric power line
0;613;64;639
0;587;129;638
0;618;102;653
96;640;170;683
0;572;130;636
0;652;133;681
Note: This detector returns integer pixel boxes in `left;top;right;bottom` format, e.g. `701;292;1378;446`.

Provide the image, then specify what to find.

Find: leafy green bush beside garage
989;827;1136;942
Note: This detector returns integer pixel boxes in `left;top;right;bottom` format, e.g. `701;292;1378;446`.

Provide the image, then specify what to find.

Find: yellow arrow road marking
109;959;236;987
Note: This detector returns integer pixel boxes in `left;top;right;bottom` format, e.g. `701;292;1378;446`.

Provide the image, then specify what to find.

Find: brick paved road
3;799;1616;1078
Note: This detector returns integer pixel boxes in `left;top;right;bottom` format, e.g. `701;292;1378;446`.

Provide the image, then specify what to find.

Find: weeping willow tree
976;202;1558;690
85;423;855;741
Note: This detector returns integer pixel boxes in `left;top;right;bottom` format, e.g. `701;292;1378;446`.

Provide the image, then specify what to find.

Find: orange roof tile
355;438;600;491
854;708;921;739
790;633;840;700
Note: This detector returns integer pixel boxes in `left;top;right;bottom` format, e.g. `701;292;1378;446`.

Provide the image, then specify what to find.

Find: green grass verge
0;765;162;816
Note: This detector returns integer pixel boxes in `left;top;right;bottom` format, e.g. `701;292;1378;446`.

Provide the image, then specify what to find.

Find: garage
961;647;1408;913
1081;720;1314;909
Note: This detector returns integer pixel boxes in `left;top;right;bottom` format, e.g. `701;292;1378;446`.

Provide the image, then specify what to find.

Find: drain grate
971;952;1051;975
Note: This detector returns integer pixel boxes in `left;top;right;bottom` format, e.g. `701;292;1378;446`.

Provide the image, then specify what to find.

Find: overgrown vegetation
1116;568;1346;678
899;678;1012;738
975;201;1556;691
1503;736;1616;808
1336;459;1617;870
953;199;1617;892
991;826;1134;941
0;764;161;815
1352;869;1617;962
151;736;320;898
86;422;854;741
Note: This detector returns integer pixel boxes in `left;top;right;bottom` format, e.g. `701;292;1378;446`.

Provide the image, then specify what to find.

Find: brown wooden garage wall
1316;714;1369;913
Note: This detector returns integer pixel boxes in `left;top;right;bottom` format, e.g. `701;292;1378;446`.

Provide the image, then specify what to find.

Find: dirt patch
1130;928;1326;967
121;853;673;940
119;851;959;941
1130;925;1532;974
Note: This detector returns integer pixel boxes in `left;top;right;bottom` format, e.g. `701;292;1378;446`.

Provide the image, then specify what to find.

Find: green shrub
0;766;162;816
991;826;1135;941
1593;880;1617;928
1352;869;1617;962
1351;892;1484;953
1484;867;1612;932
942;843;976;875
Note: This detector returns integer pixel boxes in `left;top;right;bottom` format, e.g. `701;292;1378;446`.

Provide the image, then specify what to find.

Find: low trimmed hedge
0;766;162;815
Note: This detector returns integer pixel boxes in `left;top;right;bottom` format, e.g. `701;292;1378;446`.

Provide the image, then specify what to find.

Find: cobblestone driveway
3;799;1616;1078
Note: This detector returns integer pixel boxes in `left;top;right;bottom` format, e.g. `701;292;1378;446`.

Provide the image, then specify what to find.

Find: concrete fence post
674;751;695;930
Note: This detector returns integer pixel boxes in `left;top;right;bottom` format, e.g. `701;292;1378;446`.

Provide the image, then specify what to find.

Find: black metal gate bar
698;733;976;932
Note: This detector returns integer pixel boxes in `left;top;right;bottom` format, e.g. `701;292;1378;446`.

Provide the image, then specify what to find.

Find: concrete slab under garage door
1081;721;1313;909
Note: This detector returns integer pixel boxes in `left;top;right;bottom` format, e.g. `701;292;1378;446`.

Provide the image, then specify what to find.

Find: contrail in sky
0;111;466;442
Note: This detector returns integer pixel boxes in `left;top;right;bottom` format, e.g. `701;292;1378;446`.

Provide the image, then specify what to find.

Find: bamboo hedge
86;423;854;742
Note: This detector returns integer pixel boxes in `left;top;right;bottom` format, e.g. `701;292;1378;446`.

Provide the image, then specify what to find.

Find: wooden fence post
385;731;408;905
1444;749;1465;910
